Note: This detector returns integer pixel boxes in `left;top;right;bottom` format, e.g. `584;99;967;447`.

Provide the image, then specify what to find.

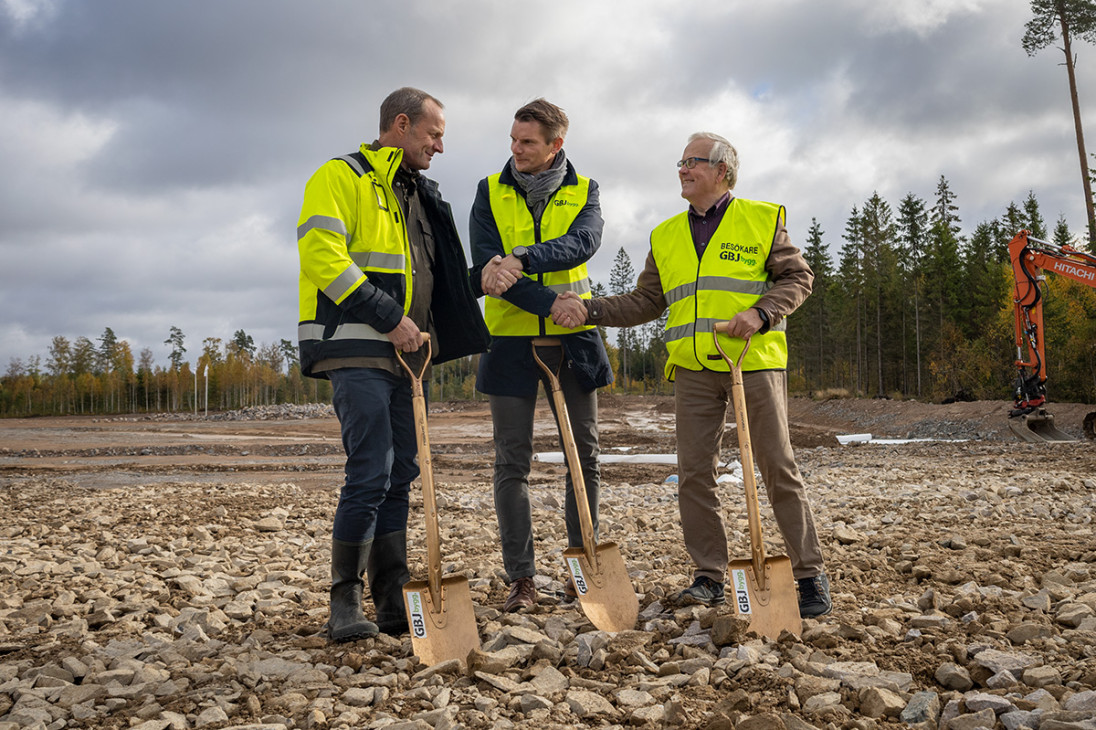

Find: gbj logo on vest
406;591;427;638
552;199;580;207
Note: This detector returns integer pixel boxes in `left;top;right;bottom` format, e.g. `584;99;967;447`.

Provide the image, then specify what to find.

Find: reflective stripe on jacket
483;174;596;336
296;144;489;376
651;197;789;380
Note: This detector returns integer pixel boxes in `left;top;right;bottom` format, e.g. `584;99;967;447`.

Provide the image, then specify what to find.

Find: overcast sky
1;0;1091;371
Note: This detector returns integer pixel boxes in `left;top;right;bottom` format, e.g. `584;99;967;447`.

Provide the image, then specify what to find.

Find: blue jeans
329;368;420;544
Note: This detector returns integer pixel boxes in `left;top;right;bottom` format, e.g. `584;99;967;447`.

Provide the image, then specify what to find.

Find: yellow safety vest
483;174;596;336
651;197;789;380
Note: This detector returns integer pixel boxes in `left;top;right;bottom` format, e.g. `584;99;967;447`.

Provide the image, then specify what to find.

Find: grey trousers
489;365;600;582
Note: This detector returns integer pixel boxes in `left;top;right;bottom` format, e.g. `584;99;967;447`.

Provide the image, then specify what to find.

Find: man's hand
481;254;523;297
386;316;424;352
720;308;763;339
551;291;588;328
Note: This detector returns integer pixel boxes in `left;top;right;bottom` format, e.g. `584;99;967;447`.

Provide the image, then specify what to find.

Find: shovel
531;338;638;632
712;324;802;639
395;335;480;667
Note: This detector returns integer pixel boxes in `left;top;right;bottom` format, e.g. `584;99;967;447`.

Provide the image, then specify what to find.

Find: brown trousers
674;367;825;582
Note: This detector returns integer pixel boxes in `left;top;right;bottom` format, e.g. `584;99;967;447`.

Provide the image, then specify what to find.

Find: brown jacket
586;222;813;331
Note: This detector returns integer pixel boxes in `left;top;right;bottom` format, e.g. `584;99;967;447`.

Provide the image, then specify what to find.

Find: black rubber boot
368;530;411;635
328;538;379;642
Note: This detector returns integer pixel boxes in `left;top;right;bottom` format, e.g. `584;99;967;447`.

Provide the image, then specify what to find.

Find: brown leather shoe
562;576;578;603
503;577;537;613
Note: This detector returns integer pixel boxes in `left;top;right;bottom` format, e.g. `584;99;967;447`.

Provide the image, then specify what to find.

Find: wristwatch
511;245;530;270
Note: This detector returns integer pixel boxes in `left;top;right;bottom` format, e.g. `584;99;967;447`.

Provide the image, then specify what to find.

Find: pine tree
1023;0;1096;243
932;176;962;238
231;329;256;359
164;326;186;371
896;193;929;396
1023;191;1048;239
963;222;1009;342
796;218;834;390
837;207;865;393
1053;213;1074;246
608;247;637;386
1001;201;1026;261
861;193;899;396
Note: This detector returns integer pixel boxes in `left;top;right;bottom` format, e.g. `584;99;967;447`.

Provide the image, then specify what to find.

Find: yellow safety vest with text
651;198;788;380
484;175;596;336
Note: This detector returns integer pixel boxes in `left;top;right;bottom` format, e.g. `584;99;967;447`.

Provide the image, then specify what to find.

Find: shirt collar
688;192;732;220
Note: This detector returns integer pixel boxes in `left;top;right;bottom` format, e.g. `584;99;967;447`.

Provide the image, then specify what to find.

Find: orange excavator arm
1008;230;1096;441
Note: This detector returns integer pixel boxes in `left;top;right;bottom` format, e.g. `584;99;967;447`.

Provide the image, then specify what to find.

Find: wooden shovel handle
395;335;446;612
712;325;768;590
531;338;598;568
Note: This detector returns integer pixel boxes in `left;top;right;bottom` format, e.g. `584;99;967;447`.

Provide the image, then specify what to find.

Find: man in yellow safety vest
471;99;613;613
555;132;831;618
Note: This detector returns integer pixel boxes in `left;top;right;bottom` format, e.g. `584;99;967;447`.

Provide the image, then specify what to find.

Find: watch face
512;246;527;257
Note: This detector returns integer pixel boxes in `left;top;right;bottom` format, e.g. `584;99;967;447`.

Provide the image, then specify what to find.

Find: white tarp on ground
533;452;680;464
836;433;968;445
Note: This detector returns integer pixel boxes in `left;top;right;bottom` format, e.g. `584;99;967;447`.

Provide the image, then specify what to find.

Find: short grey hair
380;87;443;132
688;132;738;190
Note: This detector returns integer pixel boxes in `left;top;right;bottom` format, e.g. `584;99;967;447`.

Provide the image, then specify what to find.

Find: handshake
480;255;588;329
550;291;588;329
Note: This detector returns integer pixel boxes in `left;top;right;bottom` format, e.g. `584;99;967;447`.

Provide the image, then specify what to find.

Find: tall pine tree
1023;0;1096;243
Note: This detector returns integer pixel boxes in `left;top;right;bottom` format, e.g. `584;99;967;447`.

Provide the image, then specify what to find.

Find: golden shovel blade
403;576;480;668
727;556;802;640
563;541;639;632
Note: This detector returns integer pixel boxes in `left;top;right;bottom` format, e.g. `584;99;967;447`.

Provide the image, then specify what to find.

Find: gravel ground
1;398;1095;730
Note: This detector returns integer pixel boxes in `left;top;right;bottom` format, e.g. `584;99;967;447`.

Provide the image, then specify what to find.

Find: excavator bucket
1008;408;1075;443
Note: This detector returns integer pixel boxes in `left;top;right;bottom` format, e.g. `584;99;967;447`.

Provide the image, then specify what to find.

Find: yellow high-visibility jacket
296;144;487;377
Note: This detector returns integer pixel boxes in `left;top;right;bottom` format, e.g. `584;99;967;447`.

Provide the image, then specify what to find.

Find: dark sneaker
798;573;832;617
503;577;537;613
562;576;578;603
677;576;725;606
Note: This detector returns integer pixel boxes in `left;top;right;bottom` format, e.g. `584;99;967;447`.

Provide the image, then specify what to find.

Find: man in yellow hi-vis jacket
556;132;831;618
297;87;488;642
469;99;613;613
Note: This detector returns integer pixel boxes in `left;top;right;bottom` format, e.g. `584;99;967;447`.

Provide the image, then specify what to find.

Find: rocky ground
1;396;1095;730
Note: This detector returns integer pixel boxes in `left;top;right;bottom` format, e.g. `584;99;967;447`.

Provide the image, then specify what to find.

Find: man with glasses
553;132;831;618
470;99;613;613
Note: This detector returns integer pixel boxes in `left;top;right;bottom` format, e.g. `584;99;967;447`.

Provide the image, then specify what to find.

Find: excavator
1008;229;1096;442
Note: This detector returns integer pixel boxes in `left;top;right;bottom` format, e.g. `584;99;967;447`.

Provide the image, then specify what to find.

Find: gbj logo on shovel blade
406;591;427;638
731;569;752;615
566;557;589;595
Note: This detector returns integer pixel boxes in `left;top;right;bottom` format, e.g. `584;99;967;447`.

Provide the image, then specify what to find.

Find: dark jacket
469;158;613;396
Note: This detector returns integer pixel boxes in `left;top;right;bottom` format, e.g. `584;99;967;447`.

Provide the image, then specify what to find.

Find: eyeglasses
676;157;711;169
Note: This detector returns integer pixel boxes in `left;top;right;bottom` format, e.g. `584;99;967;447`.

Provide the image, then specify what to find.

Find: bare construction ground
2;396;1095;729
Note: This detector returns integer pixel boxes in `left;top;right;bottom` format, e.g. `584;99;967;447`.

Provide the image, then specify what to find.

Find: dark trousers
329;367;419;544
490;364;600;581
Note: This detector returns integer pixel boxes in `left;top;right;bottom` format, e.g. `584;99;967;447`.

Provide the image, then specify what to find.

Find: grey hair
380;87;443;132
688;132;738;190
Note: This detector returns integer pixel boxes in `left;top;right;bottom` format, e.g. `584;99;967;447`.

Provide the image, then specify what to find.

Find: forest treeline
2;177;1095;418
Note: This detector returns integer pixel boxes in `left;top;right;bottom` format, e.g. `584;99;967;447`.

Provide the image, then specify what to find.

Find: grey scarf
509;149;568;220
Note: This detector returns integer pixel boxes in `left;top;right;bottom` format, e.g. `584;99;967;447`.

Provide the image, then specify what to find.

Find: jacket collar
360;142;440;201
